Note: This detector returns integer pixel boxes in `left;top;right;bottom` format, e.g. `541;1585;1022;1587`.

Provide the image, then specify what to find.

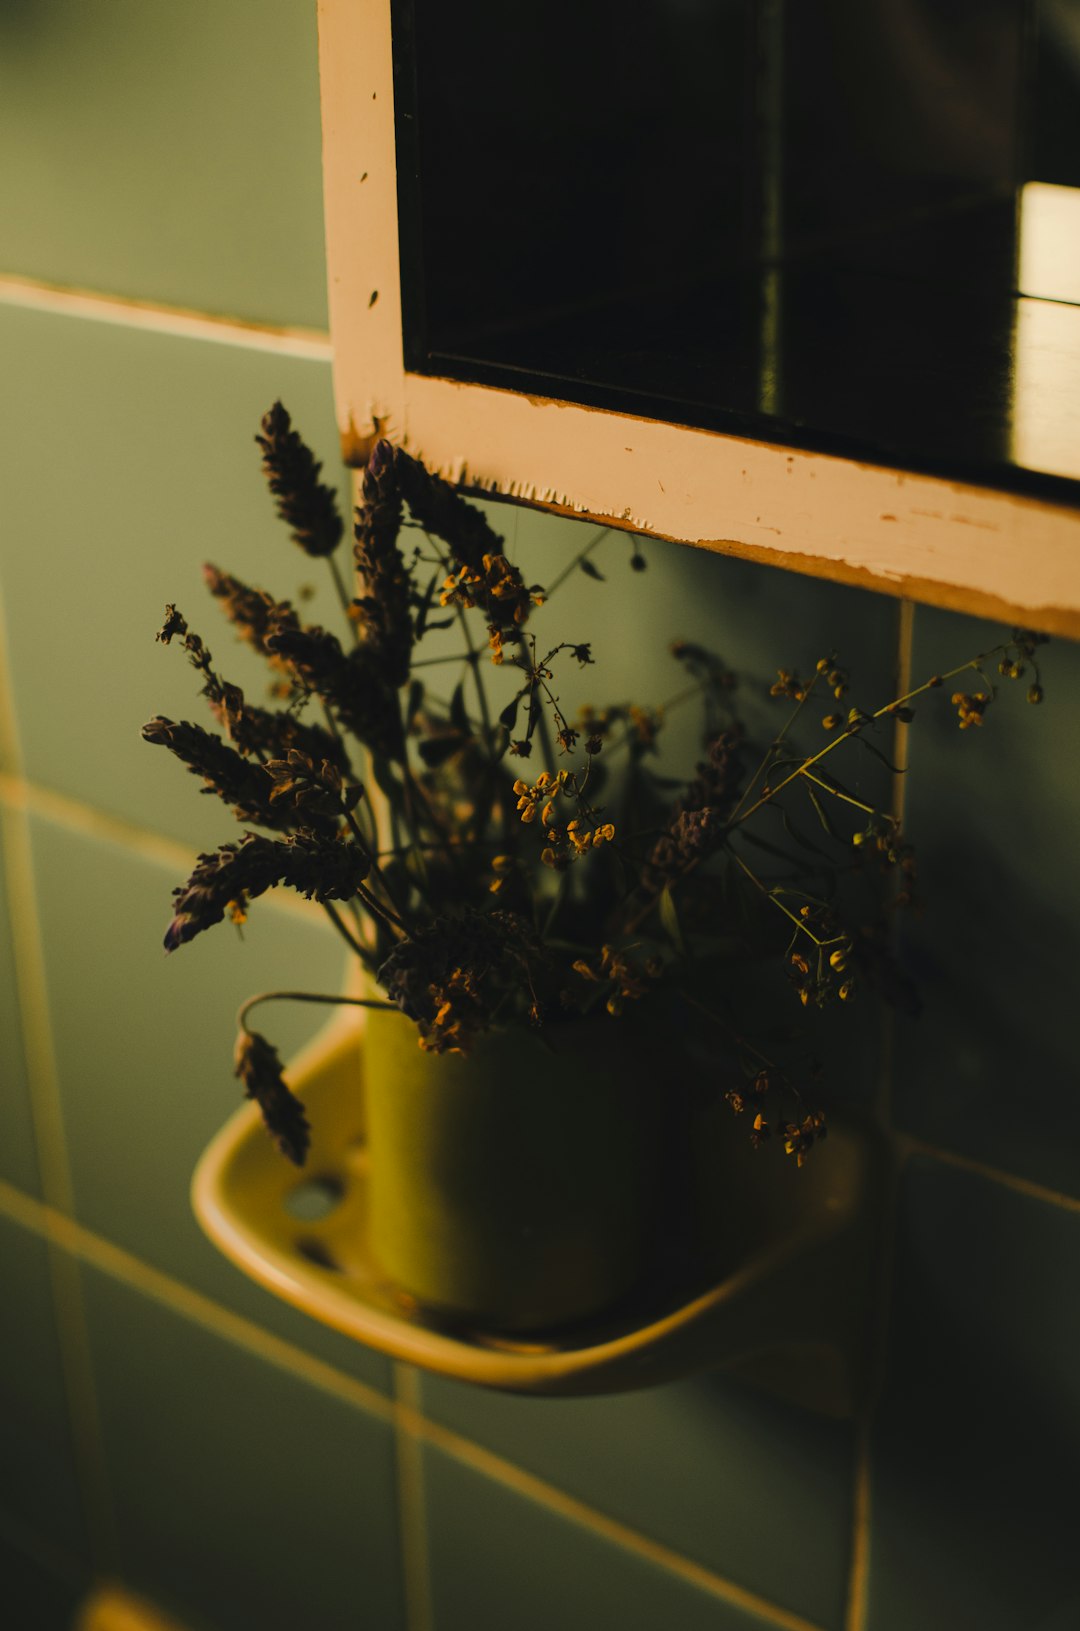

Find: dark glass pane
1032;0;1080;189
394;0;1080;496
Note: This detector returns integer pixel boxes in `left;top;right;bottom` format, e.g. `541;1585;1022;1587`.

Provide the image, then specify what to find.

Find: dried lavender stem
410;652;477;671
346;896;371;946
321;901;374;967
237;989;397;1038
730;642;1019;832
512;632;558;769
800;769;875;815
342;807;413;929
592;680;709;768
727;672;824;825
731;851;844;948
327;553;357;636
677;990;779;1072
354;880;408;937
417;529;495;754
455;610;497;765
542;527;611;600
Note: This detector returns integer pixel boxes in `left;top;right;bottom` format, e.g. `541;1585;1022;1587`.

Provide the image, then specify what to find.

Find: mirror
392;0;1080;496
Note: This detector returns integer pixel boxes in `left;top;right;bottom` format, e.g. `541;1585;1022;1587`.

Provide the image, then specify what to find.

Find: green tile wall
0;0;329;329
0;1528;89;1631
421;1445;776;1631
81;1270;404;1631
894;608;1080;1196
2;8;1078;1631
419;1371;854;1629
26;811;392;1392
0;302;347;849
0;1216;87;1562
868;1160;1080;1631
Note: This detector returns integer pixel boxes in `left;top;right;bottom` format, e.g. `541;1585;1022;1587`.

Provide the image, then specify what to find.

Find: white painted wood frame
317;0;1080;637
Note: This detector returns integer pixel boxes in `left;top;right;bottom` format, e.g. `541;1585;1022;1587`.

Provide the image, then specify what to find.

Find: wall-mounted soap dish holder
192;1010;887;1415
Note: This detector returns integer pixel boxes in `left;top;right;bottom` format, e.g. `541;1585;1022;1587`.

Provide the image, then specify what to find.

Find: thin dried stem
237;989;397;1037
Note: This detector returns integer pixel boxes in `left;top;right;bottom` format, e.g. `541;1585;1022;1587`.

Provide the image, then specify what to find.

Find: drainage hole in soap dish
296;1237;344;1272
284;1175;345;1222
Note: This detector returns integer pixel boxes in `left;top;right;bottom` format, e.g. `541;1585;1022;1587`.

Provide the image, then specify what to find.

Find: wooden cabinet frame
317;0;1080;635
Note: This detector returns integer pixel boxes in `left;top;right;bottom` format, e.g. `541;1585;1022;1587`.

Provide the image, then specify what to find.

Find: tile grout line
0;1178;395;1425
898;1134;1080;1215
843;1132;903;1631
0;772;199;873
0;1502;89;1590
0;272;334;360
0;576;118;1569
0;581;21;778
0;792;189;1208
0;772;332;928
878;592;915;1130
844;1447;872;1631
402;1408;828;1631
0;804;118;1569
43;1250;119;1568
843;594;914;1631
0;576;121;1568
392;1365;434;1631
0;1177;822;1631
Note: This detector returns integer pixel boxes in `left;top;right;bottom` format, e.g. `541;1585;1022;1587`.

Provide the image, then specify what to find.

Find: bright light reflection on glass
1018;182;1080;303
1011;182;1080;479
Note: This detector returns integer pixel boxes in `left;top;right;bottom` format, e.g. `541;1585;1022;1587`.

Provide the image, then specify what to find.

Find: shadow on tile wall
1;6;1078;1631
895;609;1080;1197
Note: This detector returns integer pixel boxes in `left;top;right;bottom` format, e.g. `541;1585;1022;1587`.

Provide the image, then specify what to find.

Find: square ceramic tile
866;1157;1080;1631
0;302;348;848
422;1442;781;1631
81;1267;405;1631
420;1369;853;1630
0;1214;87;1561
893;606;1080;1195
0;1528;88;1631
0;0;328;328
0;819;41;1196
29;813;391;1393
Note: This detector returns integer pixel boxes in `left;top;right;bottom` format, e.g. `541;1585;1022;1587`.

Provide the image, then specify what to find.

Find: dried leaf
417;734;467;767
450;679;469;735
658;885;687;956
805;784;840;840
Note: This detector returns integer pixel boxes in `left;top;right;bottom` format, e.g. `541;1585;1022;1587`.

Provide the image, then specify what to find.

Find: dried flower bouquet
147;404;1048;1175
